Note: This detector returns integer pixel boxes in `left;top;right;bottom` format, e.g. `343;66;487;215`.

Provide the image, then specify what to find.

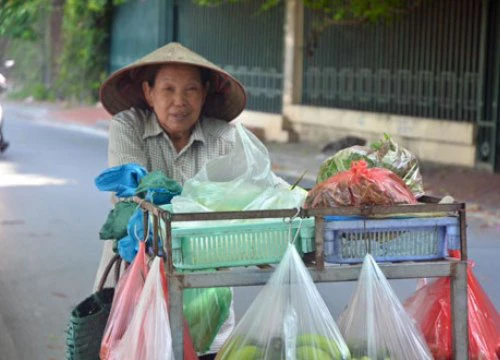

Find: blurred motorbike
0;59;14;153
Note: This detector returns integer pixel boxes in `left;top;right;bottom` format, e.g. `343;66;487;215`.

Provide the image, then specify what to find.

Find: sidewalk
41;102;500;225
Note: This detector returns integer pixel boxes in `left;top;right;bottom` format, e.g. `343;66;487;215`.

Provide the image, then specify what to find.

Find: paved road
0;103;499;359
0;105;110;360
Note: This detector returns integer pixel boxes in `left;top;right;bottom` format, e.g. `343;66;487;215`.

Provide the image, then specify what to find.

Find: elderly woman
96;42;247;359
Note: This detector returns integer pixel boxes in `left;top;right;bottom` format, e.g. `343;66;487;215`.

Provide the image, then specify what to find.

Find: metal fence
302;0;483;123
109;0;161;73
176;1;284;113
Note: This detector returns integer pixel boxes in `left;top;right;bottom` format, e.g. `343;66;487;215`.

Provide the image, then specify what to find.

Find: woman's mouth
169;112;189;121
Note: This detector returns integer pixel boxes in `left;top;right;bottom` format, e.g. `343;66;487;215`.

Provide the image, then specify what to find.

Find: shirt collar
143;111;207;146
143;111;163;139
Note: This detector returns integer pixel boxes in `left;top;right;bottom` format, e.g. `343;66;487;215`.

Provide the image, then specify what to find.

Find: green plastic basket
65;255;121;360
158;211;315;270
65;288;114;360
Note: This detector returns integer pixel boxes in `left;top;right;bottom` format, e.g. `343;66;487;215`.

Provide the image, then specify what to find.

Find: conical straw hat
100;42;247;121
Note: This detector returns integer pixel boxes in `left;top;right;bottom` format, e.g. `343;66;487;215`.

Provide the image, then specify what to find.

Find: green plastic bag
135;170;182;204
99;201;136;240
171;124;307;227
183;287;232;353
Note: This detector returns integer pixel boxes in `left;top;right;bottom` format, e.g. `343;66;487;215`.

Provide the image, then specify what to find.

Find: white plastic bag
216;242;350;360
111;257;174;360
171;124;306;227
338;254;432;360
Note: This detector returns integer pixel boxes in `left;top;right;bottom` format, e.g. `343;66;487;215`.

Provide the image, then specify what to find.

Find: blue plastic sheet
117;208;154;262
95;163;148;198
96;164;180;262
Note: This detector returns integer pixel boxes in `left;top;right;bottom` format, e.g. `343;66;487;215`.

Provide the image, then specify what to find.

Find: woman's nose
172;91;187;106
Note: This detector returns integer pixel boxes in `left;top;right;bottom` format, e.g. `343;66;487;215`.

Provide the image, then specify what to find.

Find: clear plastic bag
100;241;149;360
404;260;500;360
371;134;424;197
171;124;306;226
216;242;350;360
338;254;432;360
111;257;175;360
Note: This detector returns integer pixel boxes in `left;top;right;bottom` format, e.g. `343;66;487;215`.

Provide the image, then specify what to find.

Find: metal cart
135;196;469;360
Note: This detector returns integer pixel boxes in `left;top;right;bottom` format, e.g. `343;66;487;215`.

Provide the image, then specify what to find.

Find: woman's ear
142;81;153;107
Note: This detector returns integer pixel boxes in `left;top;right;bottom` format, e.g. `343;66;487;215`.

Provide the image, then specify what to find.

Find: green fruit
216;337;262;360
231;345;264;360
297;334;342;358
216;336;245;360
296;346;331;360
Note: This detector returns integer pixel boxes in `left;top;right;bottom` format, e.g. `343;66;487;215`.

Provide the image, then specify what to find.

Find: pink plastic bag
100;241;148;360
112;257;198;360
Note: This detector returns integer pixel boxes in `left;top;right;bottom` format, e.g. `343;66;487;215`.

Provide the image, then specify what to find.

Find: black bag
65;255;122;360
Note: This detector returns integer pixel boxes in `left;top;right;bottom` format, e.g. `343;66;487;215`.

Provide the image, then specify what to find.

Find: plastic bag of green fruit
216;243;350;360
338;254;432;360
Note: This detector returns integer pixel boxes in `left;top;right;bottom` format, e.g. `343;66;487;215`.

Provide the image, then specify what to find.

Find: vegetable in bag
305;160;417;208
317;134;424;196
216;243;350;360
338;254;432;360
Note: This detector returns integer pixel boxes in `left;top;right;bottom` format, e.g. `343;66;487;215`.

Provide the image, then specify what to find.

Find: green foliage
194;0;420;23
5;37;43;90
194;0;424;55
0;0;43;41
8;82;56;101
56;0;126;103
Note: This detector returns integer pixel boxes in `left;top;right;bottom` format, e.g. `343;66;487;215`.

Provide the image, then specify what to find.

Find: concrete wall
283;105;476;167
233;110;290;142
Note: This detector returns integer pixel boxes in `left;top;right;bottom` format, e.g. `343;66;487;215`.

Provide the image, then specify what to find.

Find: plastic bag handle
285;207;303;245
97;254;122;291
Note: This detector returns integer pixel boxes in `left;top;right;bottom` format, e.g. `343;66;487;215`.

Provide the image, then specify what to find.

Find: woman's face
142;64;208;137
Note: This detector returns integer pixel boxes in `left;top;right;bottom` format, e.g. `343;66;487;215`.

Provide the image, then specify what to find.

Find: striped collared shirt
107;107;236;354
108;107;236;185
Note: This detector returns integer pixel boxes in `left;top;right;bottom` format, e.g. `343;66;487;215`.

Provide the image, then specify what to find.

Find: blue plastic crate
324;216;459;264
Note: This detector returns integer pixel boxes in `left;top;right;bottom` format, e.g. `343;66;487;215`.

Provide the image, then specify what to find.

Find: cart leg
451;261;469;360
169;275;184;359
315;216;325;271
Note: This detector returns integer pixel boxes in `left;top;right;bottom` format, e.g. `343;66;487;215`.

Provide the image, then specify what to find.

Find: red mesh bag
305;160;417;208
404;258;500;360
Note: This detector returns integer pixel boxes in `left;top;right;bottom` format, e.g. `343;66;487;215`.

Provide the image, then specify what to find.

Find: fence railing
302;0;483;123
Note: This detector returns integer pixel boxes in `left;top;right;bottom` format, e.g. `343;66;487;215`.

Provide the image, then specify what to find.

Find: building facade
109;0;500;171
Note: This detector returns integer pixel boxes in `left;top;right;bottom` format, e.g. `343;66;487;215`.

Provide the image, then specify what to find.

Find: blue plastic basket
323;216;459;264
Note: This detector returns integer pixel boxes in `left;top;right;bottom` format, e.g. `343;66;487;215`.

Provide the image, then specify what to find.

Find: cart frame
135;196;469;360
